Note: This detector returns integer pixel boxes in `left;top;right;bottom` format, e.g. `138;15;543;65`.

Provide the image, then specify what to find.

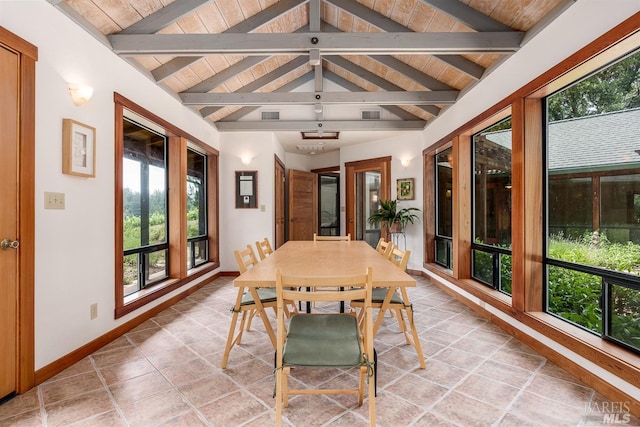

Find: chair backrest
276;267;372;306
234;244;259;274
255;237;274;260
313;233;351;241
389;247;411;272
375;238;394;258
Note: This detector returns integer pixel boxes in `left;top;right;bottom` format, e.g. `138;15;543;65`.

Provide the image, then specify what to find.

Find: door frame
345;156;391;240
0;27;36;393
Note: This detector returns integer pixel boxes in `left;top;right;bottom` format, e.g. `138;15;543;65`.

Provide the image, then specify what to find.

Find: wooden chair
255;237;274;260
274;268;376;426
375;238;394;259
222;245;292;369
350;247;426;369
313;233;351;241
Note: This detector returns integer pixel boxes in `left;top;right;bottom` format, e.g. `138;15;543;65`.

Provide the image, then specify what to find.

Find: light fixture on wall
401;158;411;168
68;83;93;106
241;156;252;166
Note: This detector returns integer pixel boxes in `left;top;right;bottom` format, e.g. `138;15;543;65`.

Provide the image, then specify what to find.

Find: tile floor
0;275;638;426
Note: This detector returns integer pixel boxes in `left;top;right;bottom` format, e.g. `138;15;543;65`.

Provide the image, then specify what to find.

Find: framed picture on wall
62;118;96;177
397;178;415;200
236;171;258;208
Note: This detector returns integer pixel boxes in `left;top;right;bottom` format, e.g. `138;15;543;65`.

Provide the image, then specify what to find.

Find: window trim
114;93;219;318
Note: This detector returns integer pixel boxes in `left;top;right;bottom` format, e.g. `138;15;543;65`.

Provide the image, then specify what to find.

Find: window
115;94;219;318
187;148;208;269
123;119;169;296
472;117;513;295
545;48;640;353
435;148;453;269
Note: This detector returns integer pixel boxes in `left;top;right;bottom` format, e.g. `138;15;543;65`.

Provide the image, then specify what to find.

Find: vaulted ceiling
52;0;569;151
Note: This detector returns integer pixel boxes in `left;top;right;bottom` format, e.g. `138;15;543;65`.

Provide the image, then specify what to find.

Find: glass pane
319;174;339;236
123;119;167;250
472;249;494;286
145;249;168;285
500;253;512;295
547;265;602;334
548;177;593;241
473;117;512;248
436;148;453;238
609;283;640;351
123;253;139;296
187;148;207;239
435;239;448;267
190;239;208;268
546;48;640;277
600;174;640;246
356;171;381;247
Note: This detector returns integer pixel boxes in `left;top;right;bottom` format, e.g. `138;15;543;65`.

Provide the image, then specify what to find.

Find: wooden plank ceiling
54;0;567;139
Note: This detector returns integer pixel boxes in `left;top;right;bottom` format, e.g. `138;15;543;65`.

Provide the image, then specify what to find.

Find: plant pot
390;221;403;233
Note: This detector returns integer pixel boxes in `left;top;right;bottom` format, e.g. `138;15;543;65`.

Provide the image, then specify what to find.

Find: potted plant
367;199;421;233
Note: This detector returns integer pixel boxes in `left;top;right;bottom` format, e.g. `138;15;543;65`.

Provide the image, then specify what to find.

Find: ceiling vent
261;111;280;120
361;109;381;120
296;144;325;153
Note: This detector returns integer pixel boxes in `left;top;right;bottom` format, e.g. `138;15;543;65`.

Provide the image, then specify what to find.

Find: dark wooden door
288;169;316;241
274;156;286;248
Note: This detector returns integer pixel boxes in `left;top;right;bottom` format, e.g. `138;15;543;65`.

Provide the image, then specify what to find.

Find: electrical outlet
260;204;265;212
45;192;65;210
90;303;98;320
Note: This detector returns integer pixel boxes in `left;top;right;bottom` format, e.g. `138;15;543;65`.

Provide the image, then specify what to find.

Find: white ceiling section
51;0;572;153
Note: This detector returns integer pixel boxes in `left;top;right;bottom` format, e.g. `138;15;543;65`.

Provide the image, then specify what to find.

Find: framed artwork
236;171;258;208
62;118;96;177
397;178;415;200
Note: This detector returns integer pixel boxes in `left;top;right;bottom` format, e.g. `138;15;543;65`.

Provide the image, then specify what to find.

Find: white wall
219;132;282;270
0;1;220;369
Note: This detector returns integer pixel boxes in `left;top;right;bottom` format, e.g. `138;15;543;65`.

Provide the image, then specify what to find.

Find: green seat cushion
283;314;363;367
240;287;277;305
353;288;403;304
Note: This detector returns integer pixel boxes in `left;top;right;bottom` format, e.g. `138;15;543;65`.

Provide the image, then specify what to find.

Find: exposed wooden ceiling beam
324;0;489;80
109;31;523;56
323;71;422;121
216;72;315;121
181;90;459;106
324;55;443;116
151;0;308;82
416;0;512;32
119;0;212;34
215;120;426;132
197;56;309;118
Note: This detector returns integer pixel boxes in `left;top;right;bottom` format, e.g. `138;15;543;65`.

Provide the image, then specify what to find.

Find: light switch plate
45;192;65;210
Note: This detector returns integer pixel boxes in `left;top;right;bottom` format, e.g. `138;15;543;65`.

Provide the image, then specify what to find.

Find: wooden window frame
423;13;640;412
114;93;219;318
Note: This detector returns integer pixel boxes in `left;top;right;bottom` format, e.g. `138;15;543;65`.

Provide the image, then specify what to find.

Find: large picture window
115;94;219;318
472;117;513;295
545;48;640;353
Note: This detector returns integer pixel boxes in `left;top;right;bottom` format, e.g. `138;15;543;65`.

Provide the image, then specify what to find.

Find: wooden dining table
222;240;418;368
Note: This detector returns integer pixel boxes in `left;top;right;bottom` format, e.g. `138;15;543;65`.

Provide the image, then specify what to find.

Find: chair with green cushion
274;268;376;426
221;244;295;369
350;247;426;369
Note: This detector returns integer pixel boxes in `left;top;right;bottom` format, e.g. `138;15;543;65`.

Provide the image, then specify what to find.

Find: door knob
1;239;19;250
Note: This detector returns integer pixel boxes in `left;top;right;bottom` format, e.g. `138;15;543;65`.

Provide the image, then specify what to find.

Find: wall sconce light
241;156;251;166
68;84;93;106
401;158;411;168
